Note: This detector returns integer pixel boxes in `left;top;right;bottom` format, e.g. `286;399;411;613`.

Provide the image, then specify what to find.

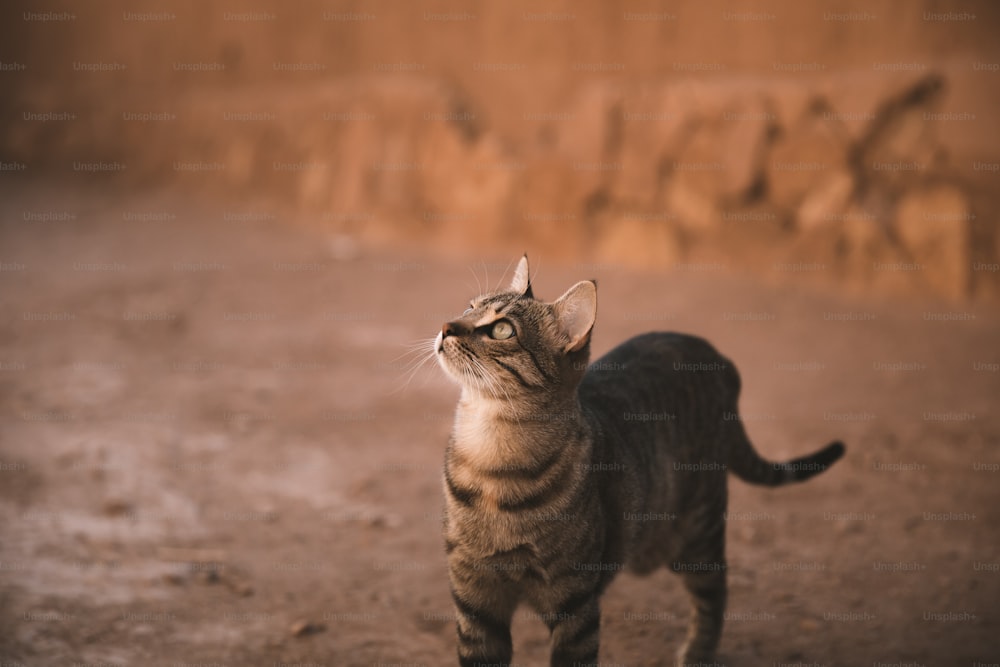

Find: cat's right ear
552;280;597;353
510;253;533;298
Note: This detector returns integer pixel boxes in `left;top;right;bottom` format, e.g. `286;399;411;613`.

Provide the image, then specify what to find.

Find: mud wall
3;0;1000;298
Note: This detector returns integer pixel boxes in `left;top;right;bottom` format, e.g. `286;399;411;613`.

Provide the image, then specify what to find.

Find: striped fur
436;256;844;667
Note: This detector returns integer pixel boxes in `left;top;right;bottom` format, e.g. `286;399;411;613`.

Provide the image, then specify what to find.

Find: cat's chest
451;411;512;470
446;500;553;581
445;403;581;554
444;458;545;547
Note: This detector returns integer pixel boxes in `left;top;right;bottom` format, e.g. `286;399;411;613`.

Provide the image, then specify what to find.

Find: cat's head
435;255;597;403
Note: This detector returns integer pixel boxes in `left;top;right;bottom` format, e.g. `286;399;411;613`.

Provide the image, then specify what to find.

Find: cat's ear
552;280;597;353
510;253;533;298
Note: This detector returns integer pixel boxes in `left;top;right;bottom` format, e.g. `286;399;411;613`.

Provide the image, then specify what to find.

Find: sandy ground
1;184;998;666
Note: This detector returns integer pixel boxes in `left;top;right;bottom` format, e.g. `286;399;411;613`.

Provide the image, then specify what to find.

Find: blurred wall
3;0;1000;298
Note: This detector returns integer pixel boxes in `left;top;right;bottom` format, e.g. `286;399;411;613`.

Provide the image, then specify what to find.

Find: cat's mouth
435;331;464;380
435;332;485;389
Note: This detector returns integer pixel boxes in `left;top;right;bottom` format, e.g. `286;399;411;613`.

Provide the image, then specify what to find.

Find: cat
435;255;844;667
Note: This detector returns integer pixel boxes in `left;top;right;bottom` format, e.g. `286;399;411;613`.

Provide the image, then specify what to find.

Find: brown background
1;1;999;666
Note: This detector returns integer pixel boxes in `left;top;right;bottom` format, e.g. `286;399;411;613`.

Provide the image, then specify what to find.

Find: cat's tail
728;427;845;487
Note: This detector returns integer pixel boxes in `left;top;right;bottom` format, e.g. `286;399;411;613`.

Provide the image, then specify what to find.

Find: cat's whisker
467;354;497;397
388;345;437;378
492;256;516;294
398;352;436;391
467;264;484;299
391;336;439;359
400;335;441;354
390;336;441;394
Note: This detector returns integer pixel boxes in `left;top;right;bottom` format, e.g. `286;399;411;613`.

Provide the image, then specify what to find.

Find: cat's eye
490;320;515;340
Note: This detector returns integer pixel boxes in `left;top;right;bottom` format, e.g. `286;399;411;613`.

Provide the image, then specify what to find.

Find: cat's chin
436;353;504;404
436;356;464;387
435;338;476;390
439;362;489;398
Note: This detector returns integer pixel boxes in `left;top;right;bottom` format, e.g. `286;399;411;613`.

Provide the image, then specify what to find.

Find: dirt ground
1;184;998;666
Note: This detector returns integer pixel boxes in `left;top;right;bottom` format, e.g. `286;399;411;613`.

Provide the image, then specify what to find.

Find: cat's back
579;331;740;410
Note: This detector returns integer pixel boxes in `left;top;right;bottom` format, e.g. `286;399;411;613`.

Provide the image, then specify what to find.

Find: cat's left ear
510;253;533;298
553;280;597;353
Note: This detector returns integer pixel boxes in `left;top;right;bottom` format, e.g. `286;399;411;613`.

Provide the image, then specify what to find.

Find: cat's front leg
449;574;516;667
547;588;602;667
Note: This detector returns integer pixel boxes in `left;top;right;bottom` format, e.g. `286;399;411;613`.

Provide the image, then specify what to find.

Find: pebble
289;619;325;637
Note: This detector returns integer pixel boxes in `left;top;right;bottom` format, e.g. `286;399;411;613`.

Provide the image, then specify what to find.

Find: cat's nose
441;321;467;339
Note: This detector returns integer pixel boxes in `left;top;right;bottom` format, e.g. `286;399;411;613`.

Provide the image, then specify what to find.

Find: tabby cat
435;255;844;667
